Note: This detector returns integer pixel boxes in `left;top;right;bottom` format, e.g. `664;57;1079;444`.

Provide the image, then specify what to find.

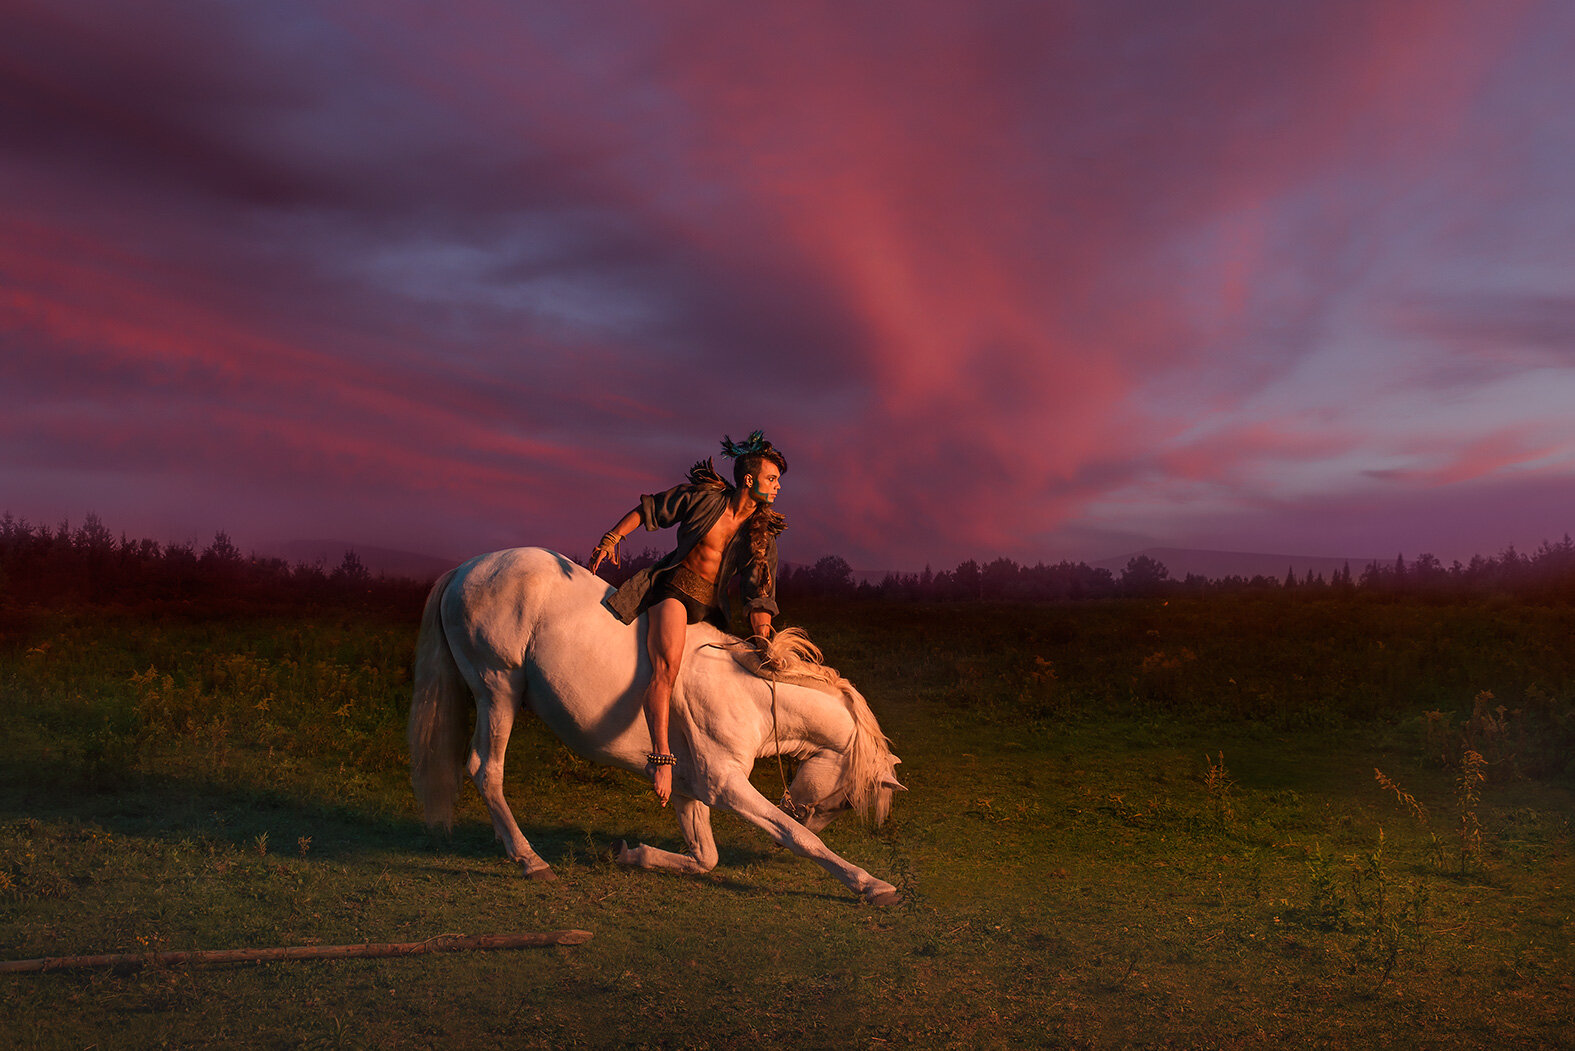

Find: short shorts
646;564;725;628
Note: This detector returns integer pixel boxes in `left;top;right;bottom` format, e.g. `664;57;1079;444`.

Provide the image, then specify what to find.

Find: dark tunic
604;482;781;628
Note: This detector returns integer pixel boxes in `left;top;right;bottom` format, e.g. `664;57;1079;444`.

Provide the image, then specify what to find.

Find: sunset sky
3;1;1573;572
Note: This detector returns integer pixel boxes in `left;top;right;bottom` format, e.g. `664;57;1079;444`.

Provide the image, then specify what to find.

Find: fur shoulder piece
740;505;787;598
752;507;787;536
687;457;727;489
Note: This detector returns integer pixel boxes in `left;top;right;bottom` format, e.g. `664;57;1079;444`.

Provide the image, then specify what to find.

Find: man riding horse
589;431;787;806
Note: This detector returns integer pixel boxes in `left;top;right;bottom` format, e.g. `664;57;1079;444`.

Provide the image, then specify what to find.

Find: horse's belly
523;642;648;766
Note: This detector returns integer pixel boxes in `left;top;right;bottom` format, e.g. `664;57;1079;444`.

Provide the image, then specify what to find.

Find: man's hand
590;532;620;573
748;614;774;659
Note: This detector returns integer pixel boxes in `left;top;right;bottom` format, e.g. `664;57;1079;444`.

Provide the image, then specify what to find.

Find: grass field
2;595;1572;1049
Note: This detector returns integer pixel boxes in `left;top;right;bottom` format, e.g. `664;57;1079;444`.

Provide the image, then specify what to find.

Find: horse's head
750;628;906;831
784;751;905;833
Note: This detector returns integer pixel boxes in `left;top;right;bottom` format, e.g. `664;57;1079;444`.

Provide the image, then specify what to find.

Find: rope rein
700;638;809;821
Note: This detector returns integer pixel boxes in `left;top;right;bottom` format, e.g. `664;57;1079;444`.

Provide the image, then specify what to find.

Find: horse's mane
760;627;895;825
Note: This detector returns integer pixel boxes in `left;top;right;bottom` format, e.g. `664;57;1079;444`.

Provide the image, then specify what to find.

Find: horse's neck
766;683;854;756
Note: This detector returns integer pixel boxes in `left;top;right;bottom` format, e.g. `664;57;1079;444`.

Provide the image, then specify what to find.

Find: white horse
409;547;904;906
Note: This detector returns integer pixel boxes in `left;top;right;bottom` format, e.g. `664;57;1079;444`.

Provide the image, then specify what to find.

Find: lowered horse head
750;627;906;833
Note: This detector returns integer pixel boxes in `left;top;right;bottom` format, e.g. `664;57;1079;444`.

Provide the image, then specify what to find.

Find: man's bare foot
652;763;672;806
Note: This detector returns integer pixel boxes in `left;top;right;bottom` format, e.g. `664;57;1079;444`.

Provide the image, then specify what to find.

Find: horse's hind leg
469;674;555;879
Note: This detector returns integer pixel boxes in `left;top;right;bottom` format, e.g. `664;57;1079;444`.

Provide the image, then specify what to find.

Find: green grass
1;598;1572;1048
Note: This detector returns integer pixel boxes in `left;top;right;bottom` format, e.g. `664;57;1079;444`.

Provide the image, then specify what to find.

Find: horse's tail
410;567;470;830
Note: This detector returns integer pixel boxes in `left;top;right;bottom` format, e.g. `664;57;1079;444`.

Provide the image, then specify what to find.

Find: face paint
748;468;780;504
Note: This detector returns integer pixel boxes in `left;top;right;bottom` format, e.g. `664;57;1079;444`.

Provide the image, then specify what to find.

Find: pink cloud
1366;429;1568;487
1157;423;1360;485
2;1;1572;570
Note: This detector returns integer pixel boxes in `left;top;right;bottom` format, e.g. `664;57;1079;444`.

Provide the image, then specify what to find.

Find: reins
700;638;809;822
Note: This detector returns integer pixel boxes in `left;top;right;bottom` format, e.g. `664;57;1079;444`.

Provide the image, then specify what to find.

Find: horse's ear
883;755;905;792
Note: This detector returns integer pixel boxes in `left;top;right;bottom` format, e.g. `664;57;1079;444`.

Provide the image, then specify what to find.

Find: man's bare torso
681;499;753;583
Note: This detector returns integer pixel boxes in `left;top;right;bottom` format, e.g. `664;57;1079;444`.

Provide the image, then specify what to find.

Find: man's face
746;463;781;505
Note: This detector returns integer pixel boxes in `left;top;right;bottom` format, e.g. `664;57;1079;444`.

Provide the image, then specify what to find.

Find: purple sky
3;1;1573;571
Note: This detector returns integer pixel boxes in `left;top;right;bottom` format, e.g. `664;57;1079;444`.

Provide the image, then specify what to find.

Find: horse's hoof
864;886;901;907
523;864;557;881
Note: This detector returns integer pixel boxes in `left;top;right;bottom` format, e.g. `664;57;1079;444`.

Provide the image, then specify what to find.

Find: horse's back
450;546;592;607
445;547;612;647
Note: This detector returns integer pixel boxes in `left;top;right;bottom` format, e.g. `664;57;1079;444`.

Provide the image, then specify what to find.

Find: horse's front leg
615;795;718;875
715;776;900;906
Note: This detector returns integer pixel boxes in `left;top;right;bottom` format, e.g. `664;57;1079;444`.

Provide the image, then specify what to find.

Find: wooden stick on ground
0;930;593;974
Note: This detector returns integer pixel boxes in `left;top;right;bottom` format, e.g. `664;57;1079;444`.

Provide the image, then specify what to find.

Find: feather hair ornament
720;431;771;458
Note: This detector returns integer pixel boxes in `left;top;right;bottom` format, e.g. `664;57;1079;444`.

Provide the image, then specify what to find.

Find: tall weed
1456;749;1486;874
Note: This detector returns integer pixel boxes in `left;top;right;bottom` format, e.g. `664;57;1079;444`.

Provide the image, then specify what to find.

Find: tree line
610;538;1575;602
5;511;1575;610
0;513;427;611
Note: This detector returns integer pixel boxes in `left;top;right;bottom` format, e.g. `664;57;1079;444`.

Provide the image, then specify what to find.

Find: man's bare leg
643;597;688;805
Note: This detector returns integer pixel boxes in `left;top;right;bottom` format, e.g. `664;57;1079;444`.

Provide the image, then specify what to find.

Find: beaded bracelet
646;752;678;767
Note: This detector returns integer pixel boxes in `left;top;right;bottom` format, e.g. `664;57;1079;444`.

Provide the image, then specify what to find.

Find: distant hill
276;540;457;581
1092;547;1380;582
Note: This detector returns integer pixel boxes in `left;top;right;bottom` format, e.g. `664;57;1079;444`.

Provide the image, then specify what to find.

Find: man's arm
742;526;781;645
748;608;773;642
